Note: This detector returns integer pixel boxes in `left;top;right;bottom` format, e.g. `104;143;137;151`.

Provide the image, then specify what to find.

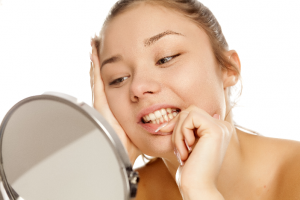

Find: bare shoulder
239;131;300;199
272;138;300;199
134;158;181;200
238;129;300;162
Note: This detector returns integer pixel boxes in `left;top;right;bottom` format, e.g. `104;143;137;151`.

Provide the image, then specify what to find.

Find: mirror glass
0;95;132;200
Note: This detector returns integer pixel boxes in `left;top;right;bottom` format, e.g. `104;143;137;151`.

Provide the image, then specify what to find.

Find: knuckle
178;111;188;120
187;104;198;111
189;105;196;109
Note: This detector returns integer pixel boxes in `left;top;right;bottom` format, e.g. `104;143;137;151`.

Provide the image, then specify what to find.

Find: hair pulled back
95;0;237;73
92;0;242;163
92;0;242;117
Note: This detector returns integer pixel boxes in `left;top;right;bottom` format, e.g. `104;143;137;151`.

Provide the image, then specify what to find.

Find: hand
160;105;233;199
90;39;141;164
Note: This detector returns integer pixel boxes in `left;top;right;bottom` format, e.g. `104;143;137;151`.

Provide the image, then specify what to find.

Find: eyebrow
144;30;184;47
101;55;122;70
101;30;184;70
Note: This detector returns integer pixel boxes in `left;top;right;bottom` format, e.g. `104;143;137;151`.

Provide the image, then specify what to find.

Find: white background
1;0;300;168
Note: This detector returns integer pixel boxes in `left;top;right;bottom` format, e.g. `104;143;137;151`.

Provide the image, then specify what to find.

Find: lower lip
139;122;172;135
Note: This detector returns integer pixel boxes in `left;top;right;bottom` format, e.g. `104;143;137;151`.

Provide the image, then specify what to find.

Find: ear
222;50;241;88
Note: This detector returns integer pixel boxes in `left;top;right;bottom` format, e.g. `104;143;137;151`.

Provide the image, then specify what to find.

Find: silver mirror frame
0;92;139;200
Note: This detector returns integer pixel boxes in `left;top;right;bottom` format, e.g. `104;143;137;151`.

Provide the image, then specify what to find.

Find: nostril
132;96;139;102
144;91;153;94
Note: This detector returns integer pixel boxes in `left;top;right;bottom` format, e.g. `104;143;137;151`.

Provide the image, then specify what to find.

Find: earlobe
223;50;241;88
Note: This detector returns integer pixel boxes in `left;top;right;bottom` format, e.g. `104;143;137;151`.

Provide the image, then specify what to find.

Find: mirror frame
0;92;139;200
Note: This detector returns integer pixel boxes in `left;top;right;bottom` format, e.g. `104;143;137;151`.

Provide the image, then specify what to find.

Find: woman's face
99;3;228;157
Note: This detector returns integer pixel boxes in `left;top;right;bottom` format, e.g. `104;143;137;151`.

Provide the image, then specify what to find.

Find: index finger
158;113;180;133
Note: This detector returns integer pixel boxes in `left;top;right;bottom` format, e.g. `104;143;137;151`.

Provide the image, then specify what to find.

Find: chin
137;134;174;158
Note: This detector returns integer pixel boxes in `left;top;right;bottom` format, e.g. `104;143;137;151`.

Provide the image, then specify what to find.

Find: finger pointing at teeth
159;105;229;163
159;110;196;161
158;105;234;199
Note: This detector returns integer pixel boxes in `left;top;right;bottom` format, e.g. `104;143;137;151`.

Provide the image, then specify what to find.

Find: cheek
164;61;224;114
106;88;140;139
106;89;131;123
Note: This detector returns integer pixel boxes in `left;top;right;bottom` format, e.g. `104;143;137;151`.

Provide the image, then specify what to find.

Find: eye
109;76;129;86
156;54;180;65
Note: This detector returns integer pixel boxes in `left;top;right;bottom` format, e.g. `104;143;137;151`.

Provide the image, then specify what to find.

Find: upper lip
136;103;181;123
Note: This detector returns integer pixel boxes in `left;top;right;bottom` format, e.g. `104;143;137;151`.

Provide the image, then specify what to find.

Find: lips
139;122;172;135
137;104;181;135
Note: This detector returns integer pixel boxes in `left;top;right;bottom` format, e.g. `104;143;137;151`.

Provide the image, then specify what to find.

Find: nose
130;72;161;102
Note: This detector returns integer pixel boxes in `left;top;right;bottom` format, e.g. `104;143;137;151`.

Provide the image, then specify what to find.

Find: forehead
99;3;207;56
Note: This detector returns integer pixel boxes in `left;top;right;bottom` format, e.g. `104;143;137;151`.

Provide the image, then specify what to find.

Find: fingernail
174;147;184;166
184;139;192;152
213;114;220;119
155;122;169;133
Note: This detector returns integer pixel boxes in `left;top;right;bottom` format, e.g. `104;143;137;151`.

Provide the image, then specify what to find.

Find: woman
90;0;300;199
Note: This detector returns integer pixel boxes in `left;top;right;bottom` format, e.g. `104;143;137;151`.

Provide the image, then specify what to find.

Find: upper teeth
142;108;179;124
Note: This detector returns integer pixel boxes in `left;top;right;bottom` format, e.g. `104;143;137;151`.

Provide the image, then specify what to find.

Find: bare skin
135;129;300;200
90;2;300;199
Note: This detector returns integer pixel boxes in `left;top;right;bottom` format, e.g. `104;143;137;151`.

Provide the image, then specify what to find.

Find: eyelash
109;76;129;86
109;54;180;86
156;54;180;65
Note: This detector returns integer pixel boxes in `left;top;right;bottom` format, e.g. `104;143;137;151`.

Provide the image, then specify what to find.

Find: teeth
163;114;168;121
159;117;164;123
149;113;156;121
146;115;151;122
154;110;162;118
168;113;174;120
142;107;179;125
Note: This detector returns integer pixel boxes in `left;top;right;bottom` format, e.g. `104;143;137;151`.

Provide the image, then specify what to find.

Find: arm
160;106;233;200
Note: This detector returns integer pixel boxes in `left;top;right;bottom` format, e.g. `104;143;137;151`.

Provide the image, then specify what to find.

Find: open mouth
141;108;181;125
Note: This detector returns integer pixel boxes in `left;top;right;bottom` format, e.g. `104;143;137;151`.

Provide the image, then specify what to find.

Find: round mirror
0;92;139;200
